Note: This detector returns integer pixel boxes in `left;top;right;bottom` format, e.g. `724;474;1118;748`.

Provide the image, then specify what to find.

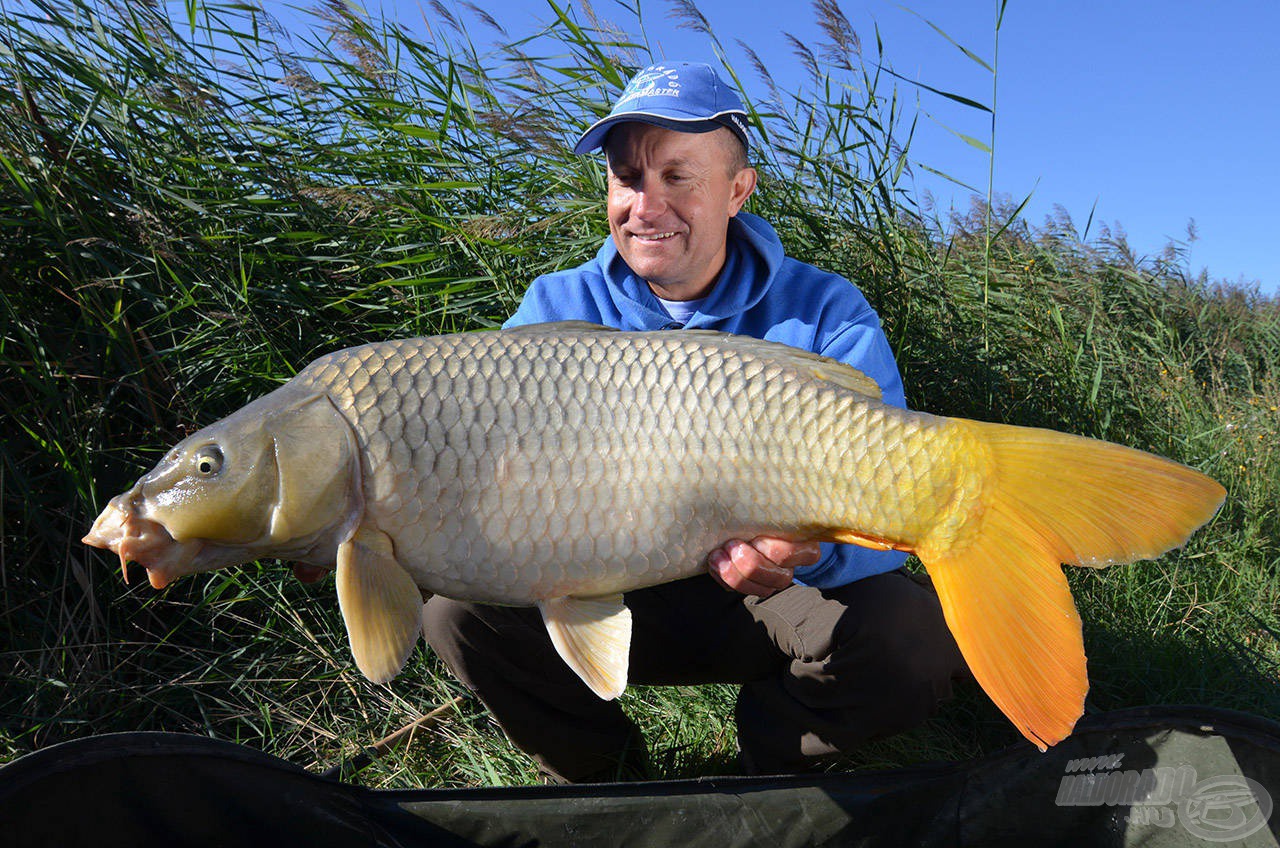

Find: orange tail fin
919;421;1225;749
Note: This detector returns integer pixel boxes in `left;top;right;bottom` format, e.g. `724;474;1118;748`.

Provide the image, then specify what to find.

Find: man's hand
706;537;821;598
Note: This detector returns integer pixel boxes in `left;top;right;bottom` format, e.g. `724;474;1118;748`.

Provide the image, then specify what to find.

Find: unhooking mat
1;706;1276;847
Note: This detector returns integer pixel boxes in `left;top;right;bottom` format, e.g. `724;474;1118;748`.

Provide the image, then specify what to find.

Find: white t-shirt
653;294;706;325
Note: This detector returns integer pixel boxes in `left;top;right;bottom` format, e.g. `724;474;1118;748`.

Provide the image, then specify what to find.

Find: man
424;61;966;782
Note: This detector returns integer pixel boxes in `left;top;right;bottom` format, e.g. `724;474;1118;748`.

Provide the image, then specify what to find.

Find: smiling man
424;62;968;783
604;121;755;302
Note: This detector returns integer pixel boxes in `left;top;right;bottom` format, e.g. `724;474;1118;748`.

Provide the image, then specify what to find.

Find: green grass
1;0;1277;787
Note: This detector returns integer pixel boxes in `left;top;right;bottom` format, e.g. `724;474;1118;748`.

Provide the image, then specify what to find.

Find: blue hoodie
505;211;909;587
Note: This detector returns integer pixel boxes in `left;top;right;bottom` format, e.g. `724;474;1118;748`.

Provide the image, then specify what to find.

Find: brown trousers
424;570;968;782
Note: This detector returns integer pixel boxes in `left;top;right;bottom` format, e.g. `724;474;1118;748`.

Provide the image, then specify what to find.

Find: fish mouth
83;497;201;589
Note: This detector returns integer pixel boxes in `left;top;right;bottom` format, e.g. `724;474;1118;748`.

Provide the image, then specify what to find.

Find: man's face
605;123;756;301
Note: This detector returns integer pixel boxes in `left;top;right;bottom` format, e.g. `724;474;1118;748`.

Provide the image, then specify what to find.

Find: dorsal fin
499;323;882;400
501;320;618;334
675;331;883;400
786;350;882;399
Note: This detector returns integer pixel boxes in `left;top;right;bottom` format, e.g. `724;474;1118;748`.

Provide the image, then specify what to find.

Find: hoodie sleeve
503;274;571;329
503;261;620;330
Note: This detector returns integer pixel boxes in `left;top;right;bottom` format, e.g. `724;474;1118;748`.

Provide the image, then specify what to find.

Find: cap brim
573;111;748;154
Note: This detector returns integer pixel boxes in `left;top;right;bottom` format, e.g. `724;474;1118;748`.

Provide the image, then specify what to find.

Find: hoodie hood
596;211;785;330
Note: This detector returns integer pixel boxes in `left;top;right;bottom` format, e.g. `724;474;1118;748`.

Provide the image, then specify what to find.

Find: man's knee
830;572;967;708
831;571;958;649
422;596;476;661
422;596;542;679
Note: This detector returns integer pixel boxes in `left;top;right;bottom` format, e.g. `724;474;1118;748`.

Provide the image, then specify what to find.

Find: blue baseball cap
573;61;751;155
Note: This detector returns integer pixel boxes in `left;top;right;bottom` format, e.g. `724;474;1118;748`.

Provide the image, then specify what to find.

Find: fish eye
195;445;223;476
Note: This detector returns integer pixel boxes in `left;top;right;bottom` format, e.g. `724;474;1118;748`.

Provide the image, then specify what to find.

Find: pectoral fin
538;595;632;700
335;526;422;684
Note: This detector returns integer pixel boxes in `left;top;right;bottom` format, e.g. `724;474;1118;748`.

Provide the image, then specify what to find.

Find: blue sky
306;0;1280;294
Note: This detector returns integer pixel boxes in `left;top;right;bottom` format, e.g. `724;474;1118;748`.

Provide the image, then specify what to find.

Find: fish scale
83;322;1224;749
294;329;936;605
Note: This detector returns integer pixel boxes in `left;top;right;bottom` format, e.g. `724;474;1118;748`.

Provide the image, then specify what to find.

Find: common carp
83;322;1225;749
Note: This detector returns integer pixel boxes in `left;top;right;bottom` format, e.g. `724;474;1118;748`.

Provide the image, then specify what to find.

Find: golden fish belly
295;329;962;605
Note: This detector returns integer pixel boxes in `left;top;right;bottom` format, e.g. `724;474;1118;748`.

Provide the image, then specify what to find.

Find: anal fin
335;525;423;684
538;595;632;700
826;527;913;552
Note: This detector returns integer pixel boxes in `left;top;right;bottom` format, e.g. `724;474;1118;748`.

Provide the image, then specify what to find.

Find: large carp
83;322;1225;749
